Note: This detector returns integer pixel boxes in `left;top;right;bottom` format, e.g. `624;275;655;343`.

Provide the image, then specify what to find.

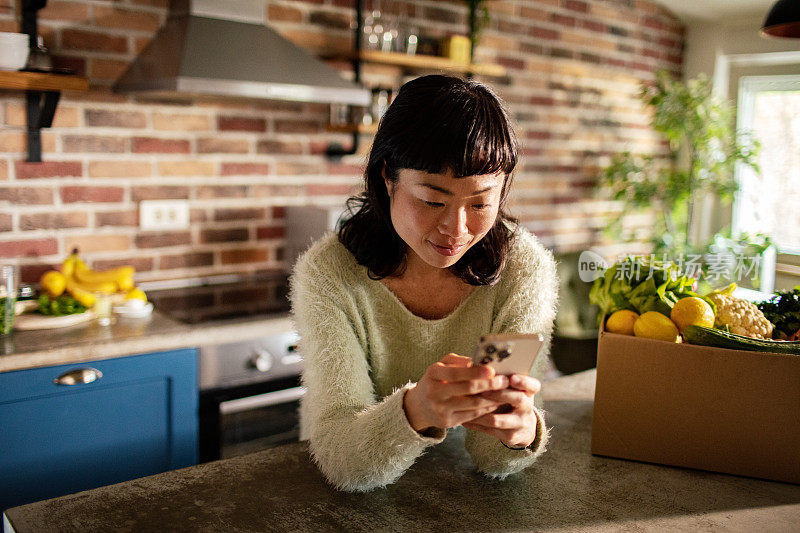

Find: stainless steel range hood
113;0;370;106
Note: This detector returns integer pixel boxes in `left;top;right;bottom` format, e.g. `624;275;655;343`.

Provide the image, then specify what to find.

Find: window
734;75;800;254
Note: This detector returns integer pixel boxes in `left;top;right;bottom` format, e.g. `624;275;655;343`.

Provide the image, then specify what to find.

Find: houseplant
599;70;761;258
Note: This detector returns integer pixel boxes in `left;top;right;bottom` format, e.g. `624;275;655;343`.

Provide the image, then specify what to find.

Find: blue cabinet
0;348;198;511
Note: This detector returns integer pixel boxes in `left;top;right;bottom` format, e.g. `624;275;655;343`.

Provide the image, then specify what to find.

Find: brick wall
0;0;683;283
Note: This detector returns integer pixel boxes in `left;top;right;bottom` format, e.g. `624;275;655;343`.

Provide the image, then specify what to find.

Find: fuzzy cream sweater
289;227;559;492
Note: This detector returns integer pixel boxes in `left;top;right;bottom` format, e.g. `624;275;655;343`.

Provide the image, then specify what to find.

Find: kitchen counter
5;369;800;532
0;310;294;373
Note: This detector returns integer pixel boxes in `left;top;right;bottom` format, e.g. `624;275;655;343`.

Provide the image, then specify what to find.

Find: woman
290;74;558;492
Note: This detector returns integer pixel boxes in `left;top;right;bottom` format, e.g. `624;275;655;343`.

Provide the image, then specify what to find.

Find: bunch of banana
40;250;139;308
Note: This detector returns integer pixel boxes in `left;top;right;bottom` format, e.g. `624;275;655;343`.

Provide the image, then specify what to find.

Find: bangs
382;82;517;178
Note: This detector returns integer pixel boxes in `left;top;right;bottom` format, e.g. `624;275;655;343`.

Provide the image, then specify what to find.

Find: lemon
606;310;639;335
125;288;148;302
40;270;66;297
670;296;715;334
633;311;680;342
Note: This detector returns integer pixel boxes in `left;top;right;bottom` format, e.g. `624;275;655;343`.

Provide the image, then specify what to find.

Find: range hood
113;0;370;106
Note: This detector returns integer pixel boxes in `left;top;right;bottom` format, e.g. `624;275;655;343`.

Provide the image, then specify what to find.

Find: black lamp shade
761;0;800;38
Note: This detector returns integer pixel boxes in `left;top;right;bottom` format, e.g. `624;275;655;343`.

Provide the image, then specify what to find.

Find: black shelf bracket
25;90;59;163
21;0;60;163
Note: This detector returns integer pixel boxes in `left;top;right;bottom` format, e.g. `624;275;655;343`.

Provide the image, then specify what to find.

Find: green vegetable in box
589;256;714;318
757;287;800;340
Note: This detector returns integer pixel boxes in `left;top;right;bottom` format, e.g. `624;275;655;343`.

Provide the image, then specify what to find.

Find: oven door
199;375;304;462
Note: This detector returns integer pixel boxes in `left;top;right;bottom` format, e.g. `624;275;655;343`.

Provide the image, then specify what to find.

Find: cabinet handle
54;367;103;386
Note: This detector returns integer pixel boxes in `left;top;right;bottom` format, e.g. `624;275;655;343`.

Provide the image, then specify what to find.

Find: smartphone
471;333;545;376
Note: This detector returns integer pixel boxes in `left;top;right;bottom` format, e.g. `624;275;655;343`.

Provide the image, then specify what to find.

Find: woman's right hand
403;353;509;434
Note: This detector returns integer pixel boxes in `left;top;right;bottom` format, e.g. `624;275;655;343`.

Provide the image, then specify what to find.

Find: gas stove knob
250;349;274;372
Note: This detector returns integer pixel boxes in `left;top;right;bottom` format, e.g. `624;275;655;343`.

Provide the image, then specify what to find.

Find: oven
146;274;304;463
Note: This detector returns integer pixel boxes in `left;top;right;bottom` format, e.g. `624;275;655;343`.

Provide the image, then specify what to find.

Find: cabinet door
0;348;197;511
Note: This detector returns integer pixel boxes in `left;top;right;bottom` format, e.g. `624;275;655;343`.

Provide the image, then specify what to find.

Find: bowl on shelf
0;32;30;71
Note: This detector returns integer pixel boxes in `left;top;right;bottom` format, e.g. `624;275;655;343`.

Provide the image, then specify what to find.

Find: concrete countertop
5;369;800;532
0;311;295;373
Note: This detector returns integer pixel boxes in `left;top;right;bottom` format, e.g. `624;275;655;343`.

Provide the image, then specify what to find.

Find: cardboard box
591;323;800;484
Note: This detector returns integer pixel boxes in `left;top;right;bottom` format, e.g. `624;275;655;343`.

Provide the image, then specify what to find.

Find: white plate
14;310;95;330
113;302;153;318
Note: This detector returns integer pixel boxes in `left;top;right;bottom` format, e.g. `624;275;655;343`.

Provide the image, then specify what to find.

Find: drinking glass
0;265;17;335
93;291;113;326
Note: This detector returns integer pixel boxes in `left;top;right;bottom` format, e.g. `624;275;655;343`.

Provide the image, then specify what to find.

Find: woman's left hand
461;373;541;448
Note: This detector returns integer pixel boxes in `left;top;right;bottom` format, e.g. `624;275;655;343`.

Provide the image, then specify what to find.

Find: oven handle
219;386;306;415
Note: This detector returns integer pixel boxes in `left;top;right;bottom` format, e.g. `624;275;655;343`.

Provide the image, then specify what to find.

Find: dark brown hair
338;74;518;285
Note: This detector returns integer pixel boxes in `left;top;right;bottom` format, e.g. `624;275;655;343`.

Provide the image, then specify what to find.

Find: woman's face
385;167;505;273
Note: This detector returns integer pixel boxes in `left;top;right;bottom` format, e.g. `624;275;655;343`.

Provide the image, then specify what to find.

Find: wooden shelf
326;123;379;134
0;70;89;92
325;50;507;78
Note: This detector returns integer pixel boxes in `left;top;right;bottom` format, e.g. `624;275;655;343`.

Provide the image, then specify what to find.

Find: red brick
160;252;214;269
550;13;576;27
520;6;550;21
88;161;151;178
63;135;127;153
496;56;525;70
306;183;353;195
39;1;88;21
268;4;304;23
190;209;208;223
274;119;321;134
256;226;285;240
21;263;59;283
197;138;250;154
256;139;303;155
218;116;267;132
276;161;325;175
580;19;606;32
20;212;88;230
93;5;161;31
564;0;589;13
62;29;127;53
15;161;82;179
220;163;273;176
309;10;351;30
424;6;461;24
61;186;124;203
90;58;129;80
0;187;54;205
85;109;147;128
96;210;139;227
0;213;11;232
200;228;249;243
93;257;154;272
131;186;190;201
130;0;168;8
273;206;286;219
220;248;269;264
251;185;303;199
214;208;265;221
328;163;362;176
132;137;191;153
0;160;6;180
529;26;559;40
67;234;131;253
135;231;192;248
196;185;249;199
0;238;57;258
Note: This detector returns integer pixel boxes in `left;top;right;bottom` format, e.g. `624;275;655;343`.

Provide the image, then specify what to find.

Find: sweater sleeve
463;231;559;479
291;243;446;492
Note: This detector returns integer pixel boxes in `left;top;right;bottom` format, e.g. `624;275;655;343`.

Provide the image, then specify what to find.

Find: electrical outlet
139;200;190;230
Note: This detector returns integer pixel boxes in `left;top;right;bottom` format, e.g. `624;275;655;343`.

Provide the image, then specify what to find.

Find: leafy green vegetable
37;294;87;316
757;288;800;340
589;256;712;319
